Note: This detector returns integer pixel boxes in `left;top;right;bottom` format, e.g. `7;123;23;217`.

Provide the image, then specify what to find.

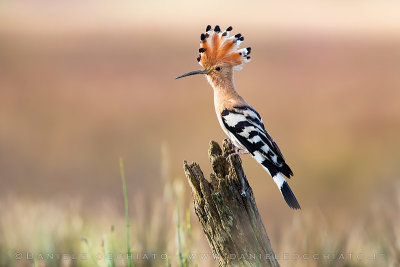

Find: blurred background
1;1;400;266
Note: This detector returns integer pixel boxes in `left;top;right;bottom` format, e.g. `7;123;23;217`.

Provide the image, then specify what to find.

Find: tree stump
183;139;279;267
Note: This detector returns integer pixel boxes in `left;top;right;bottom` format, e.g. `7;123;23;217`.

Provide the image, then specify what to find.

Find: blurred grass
119;158;133;267
0;172;398;266
0;147;202;266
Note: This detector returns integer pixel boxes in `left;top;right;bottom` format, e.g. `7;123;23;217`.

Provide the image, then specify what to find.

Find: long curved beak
175;69;210;79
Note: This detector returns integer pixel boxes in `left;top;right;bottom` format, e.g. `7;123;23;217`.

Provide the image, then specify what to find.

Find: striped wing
221;105;293;178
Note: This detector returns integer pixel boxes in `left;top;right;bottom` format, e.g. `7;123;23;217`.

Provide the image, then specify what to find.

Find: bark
183;139;280;267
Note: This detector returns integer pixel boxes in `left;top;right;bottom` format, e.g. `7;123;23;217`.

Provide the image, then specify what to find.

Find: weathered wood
183;139;279;267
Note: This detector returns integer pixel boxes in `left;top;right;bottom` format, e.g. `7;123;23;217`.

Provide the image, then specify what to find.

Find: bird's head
176;25;251;85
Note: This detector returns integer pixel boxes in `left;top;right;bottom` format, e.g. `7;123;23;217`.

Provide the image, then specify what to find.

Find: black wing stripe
261;159;279;177
248;130;258;139
234;105;265;128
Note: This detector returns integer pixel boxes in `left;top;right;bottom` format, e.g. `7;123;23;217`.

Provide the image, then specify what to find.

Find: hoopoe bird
176;25;300;210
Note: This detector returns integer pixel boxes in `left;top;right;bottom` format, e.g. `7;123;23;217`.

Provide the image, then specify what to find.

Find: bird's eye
215;67;221;71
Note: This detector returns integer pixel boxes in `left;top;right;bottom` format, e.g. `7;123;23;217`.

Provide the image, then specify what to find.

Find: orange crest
197;25;251;70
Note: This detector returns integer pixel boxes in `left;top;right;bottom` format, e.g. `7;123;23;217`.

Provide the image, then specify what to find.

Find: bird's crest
197;25;251;70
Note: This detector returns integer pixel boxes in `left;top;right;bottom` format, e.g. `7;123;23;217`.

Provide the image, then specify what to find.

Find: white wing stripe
238;126;257;138
261;144;270;153
242;109;261;121
223;113;247;127
248;135;262;144
253;151;265;164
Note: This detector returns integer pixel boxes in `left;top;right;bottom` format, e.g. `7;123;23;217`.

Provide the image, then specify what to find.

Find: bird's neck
208;73;237;96
207;74;246;112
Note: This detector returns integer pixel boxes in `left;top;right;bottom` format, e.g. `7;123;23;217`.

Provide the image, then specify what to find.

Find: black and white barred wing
221;105;300;210
221;106;293;178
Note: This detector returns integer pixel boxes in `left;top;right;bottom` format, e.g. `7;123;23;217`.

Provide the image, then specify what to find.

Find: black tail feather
281;181;301;210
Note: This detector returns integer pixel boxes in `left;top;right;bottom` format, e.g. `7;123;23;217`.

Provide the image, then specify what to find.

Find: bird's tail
273;173;301;210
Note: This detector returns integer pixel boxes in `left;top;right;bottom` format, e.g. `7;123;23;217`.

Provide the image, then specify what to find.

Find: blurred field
1;1;400;266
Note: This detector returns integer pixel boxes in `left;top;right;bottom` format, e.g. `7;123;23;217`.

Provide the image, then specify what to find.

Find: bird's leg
225;147;250;197
233;149;250;156
225;147;249;163
223;142;250;196
226;146;250;157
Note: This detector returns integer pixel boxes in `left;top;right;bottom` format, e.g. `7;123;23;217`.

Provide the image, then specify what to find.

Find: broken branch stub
183;139;279;267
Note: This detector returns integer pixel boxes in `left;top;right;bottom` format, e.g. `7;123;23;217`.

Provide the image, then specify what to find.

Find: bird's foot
240;181;251;198
240;189;247;197
240;173;251;197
